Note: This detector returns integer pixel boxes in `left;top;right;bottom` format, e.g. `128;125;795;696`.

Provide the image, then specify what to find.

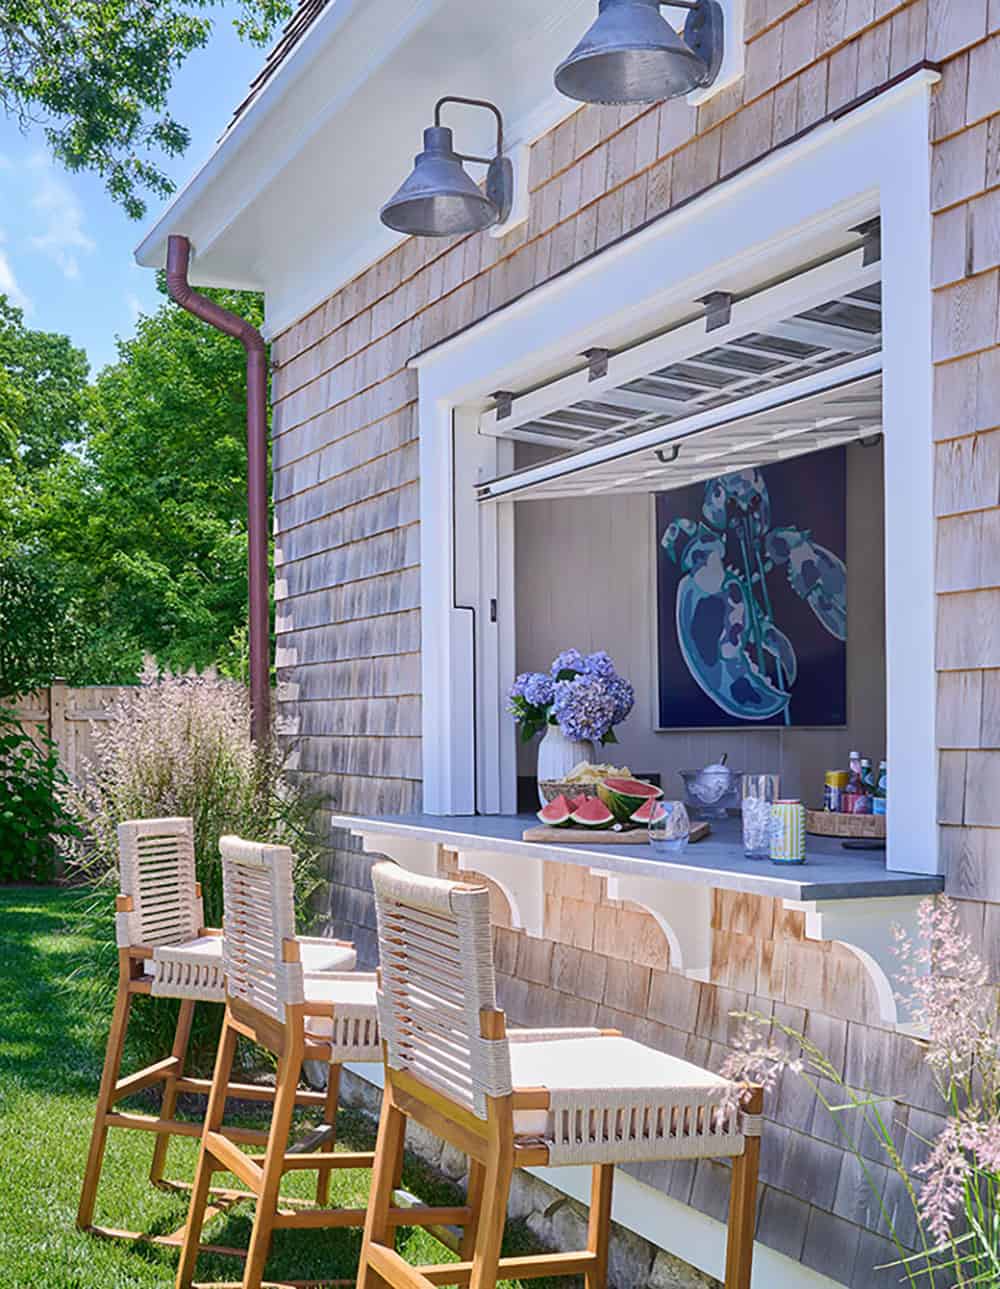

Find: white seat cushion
303;972;379;1010
144;935;356;976
510;1035;732;1139
302;973;380;1061
144;934;222;974
300;940;357;973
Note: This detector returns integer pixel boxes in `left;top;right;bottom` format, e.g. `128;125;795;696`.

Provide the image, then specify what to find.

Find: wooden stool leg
175;1014;238;1289
459;1159;486;1259
357;1090;408;1289
467;1149;514;1289
150;998;195;1186
77;971;132;1230
724;1098;762;1289
585;1165;614;1289
315;1062;340;1206
241;1038;303;1289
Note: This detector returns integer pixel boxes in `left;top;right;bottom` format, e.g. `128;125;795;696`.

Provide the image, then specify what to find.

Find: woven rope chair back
219;835;303;1022
116;817;201;949
371;861;512;1120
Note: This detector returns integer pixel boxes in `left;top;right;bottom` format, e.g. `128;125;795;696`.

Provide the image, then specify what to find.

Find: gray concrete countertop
330;812;944;903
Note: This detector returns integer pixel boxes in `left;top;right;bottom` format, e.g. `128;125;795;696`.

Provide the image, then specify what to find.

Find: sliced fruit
537;793;574;826
597;776;664;821
630;798;667;825
570;797;616;829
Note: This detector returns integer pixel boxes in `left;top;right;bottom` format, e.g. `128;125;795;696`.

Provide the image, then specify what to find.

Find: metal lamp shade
555;0;708;104
380;126;498;237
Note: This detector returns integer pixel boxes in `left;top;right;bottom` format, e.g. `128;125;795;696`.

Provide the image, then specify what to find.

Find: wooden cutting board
522;821;711;844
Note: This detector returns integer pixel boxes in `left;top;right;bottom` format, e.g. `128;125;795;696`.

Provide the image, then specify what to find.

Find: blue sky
0;7;265;375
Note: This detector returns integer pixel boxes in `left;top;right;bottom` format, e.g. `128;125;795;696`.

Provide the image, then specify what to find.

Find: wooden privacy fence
8;681;132;782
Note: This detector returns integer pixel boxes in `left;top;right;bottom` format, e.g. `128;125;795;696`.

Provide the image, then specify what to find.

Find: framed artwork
655;447;848;729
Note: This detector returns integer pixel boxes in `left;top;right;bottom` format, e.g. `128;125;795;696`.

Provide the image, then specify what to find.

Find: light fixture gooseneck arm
433;96;505;165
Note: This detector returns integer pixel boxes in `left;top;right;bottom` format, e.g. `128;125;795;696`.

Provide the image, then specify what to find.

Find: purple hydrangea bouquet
508;649;634;746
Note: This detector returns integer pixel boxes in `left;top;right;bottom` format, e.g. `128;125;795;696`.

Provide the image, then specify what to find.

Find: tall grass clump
66;668;325;1067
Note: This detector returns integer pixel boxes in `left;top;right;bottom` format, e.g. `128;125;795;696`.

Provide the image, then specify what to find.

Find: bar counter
331;811;942;1029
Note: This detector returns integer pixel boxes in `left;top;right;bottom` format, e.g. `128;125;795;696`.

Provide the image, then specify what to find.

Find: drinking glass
649;800;690;855
742;774;779;859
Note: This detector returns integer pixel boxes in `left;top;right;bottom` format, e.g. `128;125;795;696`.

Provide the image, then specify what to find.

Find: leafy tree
0;0;292;218
0;297;89;472
0;556;82;698
24;282;265;682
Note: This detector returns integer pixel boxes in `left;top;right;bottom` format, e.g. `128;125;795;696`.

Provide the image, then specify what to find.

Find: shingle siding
269;3;1000;1281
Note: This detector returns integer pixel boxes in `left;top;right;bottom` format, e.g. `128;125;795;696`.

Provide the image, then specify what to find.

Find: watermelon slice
571;797;616;829
597;777;663;821
537;793;574;826
630;798;667;825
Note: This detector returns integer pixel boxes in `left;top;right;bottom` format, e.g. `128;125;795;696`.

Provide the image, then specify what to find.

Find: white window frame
412;69;939;876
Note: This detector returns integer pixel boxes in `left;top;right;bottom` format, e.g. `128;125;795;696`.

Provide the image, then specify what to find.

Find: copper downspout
165;234;271;744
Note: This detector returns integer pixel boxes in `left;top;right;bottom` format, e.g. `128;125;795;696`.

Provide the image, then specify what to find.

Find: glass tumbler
649;800;690;855
742;774;780;859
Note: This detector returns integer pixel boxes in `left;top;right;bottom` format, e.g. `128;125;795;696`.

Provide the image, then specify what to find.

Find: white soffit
476;249;882;501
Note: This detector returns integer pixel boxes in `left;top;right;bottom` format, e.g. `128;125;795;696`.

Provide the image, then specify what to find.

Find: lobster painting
659;463;848;726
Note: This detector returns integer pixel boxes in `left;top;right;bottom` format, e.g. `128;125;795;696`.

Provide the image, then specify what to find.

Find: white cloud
28;154;95;280
0;231;31;311
126;291;144;323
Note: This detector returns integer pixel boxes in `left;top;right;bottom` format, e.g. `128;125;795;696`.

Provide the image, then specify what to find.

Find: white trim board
413;68;939;879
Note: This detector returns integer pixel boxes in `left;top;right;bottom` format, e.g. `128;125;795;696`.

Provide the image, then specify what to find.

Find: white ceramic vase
537;723;595;806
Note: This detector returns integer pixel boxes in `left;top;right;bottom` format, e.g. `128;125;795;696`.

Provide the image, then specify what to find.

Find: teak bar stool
358;861;764;1289
176;835;475;1289
78;817;355;1252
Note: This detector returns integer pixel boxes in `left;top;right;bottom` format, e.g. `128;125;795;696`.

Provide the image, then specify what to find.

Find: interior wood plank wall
269;3;1000;1283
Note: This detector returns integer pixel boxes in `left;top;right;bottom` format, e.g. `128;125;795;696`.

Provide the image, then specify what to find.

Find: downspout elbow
165;234;266;356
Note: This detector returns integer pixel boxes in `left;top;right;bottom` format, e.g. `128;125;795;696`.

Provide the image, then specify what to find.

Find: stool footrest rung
281;1151;375;1171
104;1111;270;1145
272;1207;367;1230
205;1131;264;1195
415;1250;600;1285
175;1076;326;1107
111;1056;181;1102
286;1123;336;1153
84;1224;246;1259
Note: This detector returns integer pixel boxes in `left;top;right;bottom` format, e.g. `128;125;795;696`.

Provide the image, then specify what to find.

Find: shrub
0;710;80;882
66;668;325;1068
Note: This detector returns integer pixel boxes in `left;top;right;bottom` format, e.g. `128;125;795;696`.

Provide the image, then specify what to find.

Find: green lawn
0;887;566;1288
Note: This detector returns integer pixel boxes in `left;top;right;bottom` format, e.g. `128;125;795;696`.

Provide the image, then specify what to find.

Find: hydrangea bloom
509;673;530;701
551;675;617;742
550;648;586;677
606;675;634;724
583;650;616;679
510;648;633;743
522;672;555;709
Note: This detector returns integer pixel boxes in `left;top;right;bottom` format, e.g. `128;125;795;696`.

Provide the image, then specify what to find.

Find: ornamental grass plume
64;665;324;1067
719;895;1000;1287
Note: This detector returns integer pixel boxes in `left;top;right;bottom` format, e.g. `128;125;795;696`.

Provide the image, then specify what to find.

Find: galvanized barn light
380;96;513;238
555;0;724;105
